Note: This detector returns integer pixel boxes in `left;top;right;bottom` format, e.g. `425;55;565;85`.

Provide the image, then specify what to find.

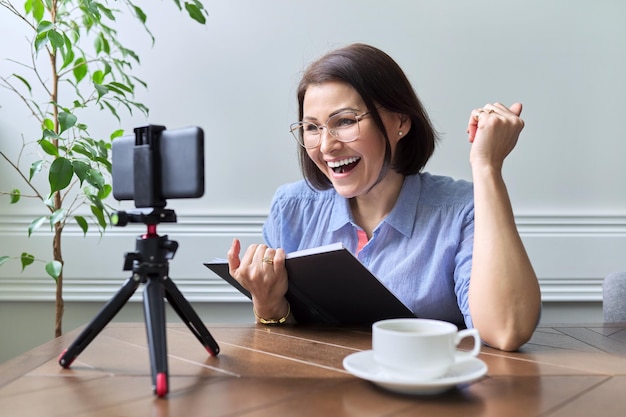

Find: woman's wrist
253;299;291;325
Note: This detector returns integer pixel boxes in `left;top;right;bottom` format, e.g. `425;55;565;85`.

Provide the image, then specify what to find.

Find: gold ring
475;108;493;120
262;257;274;265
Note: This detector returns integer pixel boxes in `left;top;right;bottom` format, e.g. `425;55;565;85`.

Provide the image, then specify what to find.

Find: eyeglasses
289;110;371;149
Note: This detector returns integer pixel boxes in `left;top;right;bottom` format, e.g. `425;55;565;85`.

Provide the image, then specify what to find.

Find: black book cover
204;243;415;325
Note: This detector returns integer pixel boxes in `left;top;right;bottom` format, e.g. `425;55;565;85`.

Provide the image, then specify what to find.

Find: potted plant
0;0;207;337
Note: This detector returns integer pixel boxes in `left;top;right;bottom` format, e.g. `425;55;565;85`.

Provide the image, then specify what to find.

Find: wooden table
1;322;626;416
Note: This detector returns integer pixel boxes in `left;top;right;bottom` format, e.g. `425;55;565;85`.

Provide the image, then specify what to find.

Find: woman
227;43;541;351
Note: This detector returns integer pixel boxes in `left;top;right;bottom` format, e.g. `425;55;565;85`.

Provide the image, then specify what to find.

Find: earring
398;131;403;136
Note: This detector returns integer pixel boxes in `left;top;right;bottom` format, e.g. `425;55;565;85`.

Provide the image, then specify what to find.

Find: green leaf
71;144;94;158
80;140;99;155
0;256;9;267
10;189;21;204
98;184;112;200
185;0;206;25
105;83;127;97
103;62;112;77
110;129;124;140
64;21;79;42
60;34;75;70
30;160;44;180
43;118;55;130
49;157;73;193
120;47;140;64
82;13;94;31
94;83;109;99
94;34;103;54
185;3;207;24
102;100;120;121
13;74;32;92
21;253;35;270
31;0;45;22
72;160;90;184
108;82;133;94
87;193;104;211
92;70;105;84
129;100;150;117
43;195;55;210
73;57;88;83
91;205;107;229
38;138;58;156
95;139;111;156
58;112;77;133
45;261;63;281
36;21;54;34
62;48;75;70
28;217;47;237
48;30;64;49
133;6;147;23
50;209;66;227
96;3;115;20
35;31;49;51
75;216;88;235
42;129;60;140
86;169;105;190
93;156;112;172
132;75;148;89
100;35;110;54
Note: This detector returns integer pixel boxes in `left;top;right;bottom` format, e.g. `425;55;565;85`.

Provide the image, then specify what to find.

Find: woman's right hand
227;238;290;320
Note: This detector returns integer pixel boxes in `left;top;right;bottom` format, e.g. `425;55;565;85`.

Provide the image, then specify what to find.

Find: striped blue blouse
262;172;475;329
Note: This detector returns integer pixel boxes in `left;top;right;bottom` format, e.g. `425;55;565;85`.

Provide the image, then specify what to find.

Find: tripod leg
163;277;220;356
59;276;141;368
143;277;169;398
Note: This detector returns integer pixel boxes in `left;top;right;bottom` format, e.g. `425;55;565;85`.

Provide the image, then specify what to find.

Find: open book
204;242;415;325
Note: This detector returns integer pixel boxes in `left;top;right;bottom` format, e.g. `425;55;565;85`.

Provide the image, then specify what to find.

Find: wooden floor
2;322;626;416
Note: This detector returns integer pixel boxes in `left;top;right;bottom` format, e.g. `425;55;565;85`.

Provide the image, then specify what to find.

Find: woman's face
302;81;403;199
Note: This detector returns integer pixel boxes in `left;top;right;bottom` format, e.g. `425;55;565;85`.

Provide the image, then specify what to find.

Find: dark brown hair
295;43;438;190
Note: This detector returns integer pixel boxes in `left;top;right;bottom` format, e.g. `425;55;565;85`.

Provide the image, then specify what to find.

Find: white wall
1;1;625;360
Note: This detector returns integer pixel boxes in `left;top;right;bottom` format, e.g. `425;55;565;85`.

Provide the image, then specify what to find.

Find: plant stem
53;222;64;337
50;0;64;338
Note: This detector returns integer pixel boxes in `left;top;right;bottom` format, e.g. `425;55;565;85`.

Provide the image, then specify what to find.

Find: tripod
58;208;220;398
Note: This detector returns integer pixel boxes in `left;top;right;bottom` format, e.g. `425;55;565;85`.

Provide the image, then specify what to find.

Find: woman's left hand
466;101;541;351
467;102;524;170
227;239;289;320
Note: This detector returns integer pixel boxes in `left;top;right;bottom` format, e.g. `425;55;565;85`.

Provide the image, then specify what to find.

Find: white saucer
342;350;487;395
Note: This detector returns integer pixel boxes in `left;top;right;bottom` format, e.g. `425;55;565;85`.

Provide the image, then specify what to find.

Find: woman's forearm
469;165;541;351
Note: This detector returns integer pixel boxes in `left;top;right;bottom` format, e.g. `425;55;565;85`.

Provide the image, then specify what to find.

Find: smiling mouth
327;157;361;174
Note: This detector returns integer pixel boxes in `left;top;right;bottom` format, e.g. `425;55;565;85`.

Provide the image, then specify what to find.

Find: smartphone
112;126;205;204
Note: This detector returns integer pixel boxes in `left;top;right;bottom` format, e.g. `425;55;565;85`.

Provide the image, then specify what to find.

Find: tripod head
112;208;177;227
109;207;179;272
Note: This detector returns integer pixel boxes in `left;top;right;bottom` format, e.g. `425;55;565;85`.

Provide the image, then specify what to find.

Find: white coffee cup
372;318;481;381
